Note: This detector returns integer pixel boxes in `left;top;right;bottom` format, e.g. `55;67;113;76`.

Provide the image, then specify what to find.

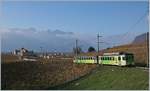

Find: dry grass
1;55;96;90
1;54;19;63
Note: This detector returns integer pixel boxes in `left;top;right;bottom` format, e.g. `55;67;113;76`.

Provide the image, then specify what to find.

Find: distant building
13;48;37;60
13;49;20;55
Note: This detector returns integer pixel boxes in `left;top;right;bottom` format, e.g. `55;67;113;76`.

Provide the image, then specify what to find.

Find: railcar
73;56;97;64
73;52;134;66
98;52;134;66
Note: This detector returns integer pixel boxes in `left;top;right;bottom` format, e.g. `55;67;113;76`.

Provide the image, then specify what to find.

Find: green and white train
73;52;134;66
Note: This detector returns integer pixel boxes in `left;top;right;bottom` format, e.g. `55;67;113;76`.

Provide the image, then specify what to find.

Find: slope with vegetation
105;32;149;66
51;66;149;90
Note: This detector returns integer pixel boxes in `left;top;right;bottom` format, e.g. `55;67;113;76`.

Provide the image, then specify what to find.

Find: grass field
50;66;149;90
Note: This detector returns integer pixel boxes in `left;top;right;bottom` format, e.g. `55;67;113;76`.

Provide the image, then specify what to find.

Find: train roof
75;52;133;57
103;52;133;56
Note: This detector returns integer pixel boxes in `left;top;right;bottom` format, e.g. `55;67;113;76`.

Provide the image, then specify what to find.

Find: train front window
123;57;125;60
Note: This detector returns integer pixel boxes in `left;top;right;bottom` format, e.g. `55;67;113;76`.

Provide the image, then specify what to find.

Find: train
73;52;134;66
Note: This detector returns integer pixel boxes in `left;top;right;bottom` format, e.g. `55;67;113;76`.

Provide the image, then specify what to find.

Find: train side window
112;57;114;60
126;57;128;60
82;57;84;60
111;57;113;60
104;57;106;60
106;57;109;60
86;57;88;60
118;57;121;60
123;57;125;60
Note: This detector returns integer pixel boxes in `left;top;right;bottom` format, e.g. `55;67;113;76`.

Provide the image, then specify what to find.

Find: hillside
105;32;149;66
132;32;149;44
50;66;149;90
105;43;148;66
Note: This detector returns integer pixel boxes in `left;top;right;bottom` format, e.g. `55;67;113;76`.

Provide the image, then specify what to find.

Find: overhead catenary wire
120;9;149;44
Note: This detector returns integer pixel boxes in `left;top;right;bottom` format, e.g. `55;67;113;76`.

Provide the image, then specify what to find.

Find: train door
120;55;126;66
98;56;102;64
118;56;122;66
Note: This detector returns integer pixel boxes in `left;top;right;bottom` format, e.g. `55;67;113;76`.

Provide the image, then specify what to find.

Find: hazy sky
1;1;149;52
1;1;149;36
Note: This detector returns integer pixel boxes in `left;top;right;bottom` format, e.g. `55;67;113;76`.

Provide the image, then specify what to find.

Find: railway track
135;66;149;71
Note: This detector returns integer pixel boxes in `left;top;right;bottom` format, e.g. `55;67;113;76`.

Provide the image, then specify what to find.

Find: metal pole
97;34;102;65
76;39;78;57
40;47;42;56
146;32;149;68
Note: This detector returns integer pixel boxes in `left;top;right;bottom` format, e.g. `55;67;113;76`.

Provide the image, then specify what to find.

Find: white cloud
1;28;83;52
1;27;139;52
